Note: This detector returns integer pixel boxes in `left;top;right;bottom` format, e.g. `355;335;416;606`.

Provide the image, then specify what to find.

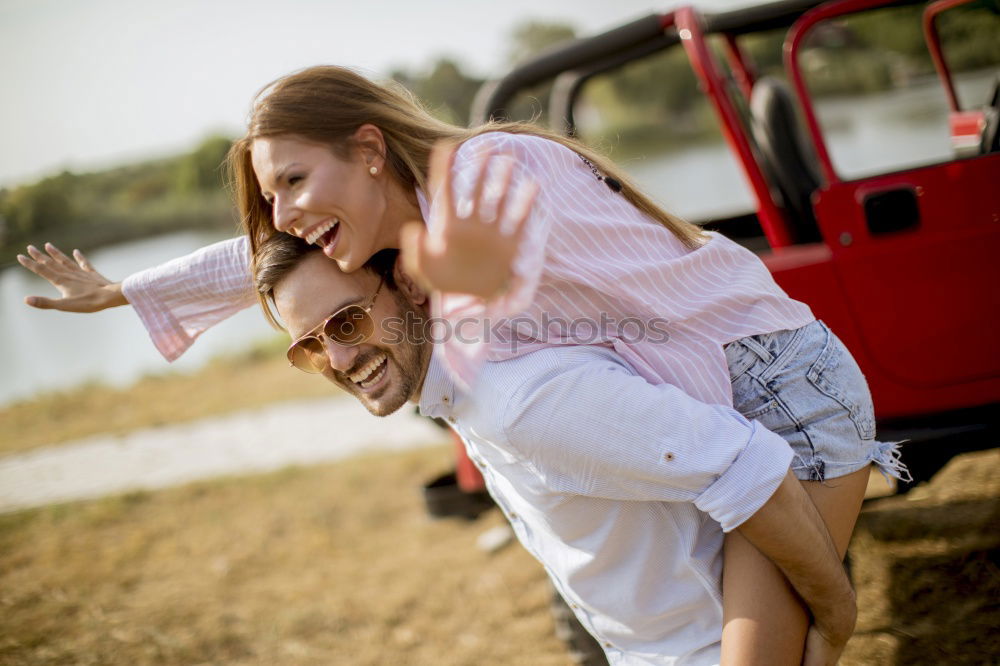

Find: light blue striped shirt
419;344;794;666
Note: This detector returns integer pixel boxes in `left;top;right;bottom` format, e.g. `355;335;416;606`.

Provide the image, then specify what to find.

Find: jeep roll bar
471;0;829;126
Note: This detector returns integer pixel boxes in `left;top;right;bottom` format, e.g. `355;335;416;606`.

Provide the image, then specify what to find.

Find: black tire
550;588;609;666
421;471;495;520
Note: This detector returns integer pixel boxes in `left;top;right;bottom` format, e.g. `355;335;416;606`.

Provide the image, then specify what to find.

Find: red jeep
460;0;1000;489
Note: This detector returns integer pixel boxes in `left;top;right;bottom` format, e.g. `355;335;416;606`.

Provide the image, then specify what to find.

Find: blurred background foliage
2;2;997;266
1;136;235;266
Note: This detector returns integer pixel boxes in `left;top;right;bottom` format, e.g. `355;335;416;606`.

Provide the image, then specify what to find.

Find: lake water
0;232;276;405
1;70;996;406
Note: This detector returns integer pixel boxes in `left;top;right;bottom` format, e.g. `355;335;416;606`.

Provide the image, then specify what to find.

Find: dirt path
0;397;443;513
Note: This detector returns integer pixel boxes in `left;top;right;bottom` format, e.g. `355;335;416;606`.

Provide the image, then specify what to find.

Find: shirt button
447;416;456;424
508;513;517;520
664;452;675;461
571;604;579;610
442;396;449;403
476;459;486;468
604;641;613;648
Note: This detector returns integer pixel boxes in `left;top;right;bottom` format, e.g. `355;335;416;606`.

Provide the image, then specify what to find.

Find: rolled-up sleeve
692;419;795;530
498;347;793;532
121;236;256;361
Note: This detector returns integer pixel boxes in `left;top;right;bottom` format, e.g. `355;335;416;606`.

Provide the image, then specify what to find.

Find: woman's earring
369;166;378;176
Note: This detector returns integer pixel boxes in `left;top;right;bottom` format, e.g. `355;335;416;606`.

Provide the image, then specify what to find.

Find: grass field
0;344;578;664
2;441;997;666
0;445;574;666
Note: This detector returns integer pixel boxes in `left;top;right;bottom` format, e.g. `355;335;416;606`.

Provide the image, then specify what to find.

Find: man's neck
408;343;434;405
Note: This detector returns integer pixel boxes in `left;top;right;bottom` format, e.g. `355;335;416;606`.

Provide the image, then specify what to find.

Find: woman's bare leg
719;465;871;666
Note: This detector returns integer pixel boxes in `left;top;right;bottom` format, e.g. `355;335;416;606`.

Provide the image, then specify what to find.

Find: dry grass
1;429;997;665
841;449;1000;665
0;445;572;666
3;340;997;665
0;338;338;456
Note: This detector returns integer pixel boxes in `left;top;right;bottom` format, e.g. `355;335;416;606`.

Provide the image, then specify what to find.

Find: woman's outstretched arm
18;237;256;361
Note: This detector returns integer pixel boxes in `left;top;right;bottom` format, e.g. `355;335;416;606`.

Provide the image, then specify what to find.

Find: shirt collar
417;346;456;420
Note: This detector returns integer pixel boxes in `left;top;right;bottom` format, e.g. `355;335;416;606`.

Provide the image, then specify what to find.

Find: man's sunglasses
286;277;384;374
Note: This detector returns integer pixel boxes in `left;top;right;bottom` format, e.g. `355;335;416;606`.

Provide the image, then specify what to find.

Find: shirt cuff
121;270;194;362
694;420;794;532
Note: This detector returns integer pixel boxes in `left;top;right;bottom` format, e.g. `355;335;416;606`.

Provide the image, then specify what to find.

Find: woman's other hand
400;140;537;301
17;243;128;312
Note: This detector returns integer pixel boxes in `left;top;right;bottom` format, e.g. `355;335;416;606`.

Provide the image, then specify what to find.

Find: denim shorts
723;319;910;484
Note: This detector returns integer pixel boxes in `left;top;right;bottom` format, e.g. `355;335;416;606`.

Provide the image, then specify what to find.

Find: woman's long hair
229;65;707;265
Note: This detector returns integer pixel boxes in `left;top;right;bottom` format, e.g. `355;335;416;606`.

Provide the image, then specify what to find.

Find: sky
0;0;755;188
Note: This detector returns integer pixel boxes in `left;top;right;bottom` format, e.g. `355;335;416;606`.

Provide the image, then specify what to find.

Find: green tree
175;135;233;195
508;22;577;66
3;171;78;236
610;48;699;115
504;21;578;124
936;4;1000;72
410;59;483;125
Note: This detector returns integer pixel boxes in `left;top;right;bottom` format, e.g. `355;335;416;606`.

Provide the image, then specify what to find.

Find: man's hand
736;471;856;665
17;243;128;313
804;622;854;666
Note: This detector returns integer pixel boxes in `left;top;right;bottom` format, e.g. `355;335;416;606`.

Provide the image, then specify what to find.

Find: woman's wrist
483;273;511;303
102;283;129;309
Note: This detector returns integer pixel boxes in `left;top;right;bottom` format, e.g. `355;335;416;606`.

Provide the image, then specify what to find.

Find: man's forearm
735;470;857;646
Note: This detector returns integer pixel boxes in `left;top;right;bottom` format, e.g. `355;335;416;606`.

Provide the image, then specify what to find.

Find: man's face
274;252;430;416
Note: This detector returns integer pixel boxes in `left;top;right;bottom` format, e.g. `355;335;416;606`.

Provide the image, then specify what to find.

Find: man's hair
252;231;397;329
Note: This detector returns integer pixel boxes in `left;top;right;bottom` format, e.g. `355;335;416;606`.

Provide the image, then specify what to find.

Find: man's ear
393;256;428;305
353;123;386;173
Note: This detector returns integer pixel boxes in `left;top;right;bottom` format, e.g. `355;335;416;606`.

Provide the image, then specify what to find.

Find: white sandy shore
0;396;445;513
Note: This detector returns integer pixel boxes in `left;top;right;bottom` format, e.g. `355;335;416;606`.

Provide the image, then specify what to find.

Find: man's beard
332;289;429;417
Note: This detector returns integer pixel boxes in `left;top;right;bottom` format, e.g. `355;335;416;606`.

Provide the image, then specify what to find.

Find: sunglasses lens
324;306;375;345
288;337;326;374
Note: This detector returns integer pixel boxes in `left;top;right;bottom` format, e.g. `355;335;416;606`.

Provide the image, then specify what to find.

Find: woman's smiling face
251;133;391;273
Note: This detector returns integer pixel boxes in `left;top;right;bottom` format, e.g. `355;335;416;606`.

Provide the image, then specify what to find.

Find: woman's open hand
400;140;537;301
17;243;127;312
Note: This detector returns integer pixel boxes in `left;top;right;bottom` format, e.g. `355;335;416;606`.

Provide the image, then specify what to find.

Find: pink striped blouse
122;131;815;407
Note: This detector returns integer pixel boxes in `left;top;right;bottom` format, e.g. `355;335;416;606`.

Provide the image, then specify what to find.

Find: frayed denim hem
870;438;913;485
791;438;913;485
791;455;828;482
